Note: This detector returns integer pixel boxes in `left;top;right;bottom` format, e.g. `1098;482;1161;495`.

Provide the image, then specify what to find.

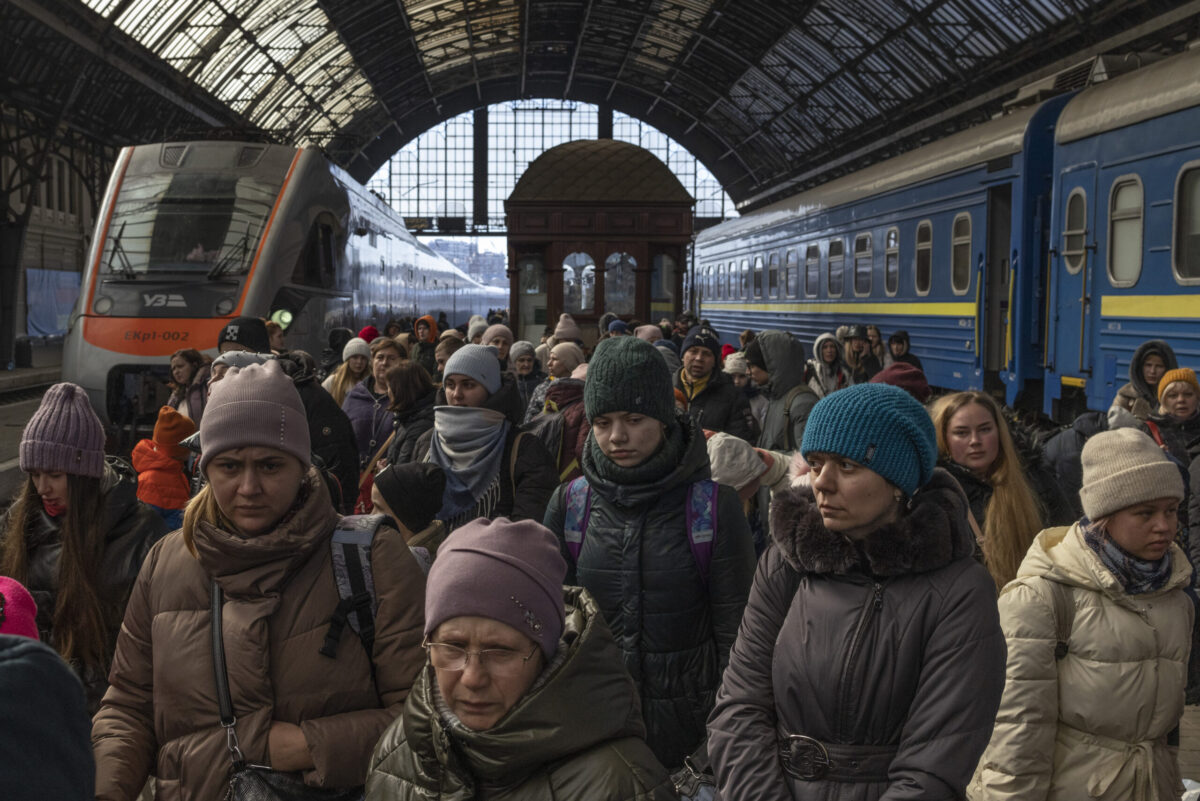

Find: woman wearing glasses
367;516;676;800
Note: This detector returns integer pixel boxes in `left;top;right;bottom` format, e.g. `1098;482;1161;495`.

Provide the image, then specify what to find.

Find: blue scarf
429;406;510;523
1082;517;1173;595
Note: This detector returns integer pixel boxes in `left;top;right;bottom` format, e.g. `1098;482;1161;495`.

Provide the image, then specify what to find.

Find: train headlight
270;309;294;330
215;297;235;316
93;296;113;315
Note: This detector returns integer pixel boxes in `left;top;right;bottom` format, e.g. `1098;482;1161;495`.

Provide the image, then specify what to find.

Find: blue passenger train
695;47;1200;418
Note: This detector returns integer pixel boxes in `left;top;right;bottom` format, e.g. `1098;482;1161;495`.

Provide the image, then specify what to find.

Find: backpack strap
1145;420;1167;449
686;480;719;588
563;477;593;563
781;385;811;451
321;514;385;660
1047;579;1075;660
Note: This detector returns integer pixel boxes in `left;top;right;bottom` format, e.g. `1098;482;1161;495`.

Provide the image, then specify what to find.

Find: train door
984;185;1012;380
1051;168;1099;380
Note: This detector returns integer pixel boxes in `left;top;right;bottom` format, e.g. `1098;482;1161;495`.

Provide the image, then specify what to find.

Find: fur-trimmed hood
768;467;975;576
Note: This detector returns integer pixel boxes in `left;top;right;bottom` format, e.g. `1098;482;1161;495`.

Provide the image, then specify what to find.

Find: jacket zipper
836;581;883;742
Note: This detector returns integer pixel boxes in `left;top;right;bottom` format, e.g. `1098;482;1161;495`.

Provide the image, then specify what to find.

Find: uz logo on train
142;293;187;308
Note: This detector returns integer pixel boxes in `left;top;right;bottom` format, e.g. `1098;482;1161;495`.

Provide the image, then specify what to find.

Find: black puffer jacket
708;470;1005;800
1042;410;1108;519
0;457;167;713
674;368;758;442
542;417;756;769
1147;410;1200;467
385;389;437;467
292;371;360;515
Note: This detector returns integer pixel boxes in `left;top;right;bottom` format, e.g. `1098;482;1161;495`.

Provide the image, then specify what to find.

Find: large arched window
605;252;636;315
562;252;595;314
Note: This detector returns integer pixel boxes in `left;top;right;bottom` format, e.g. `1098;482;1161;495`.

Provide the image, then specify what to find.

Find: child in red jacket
131;406;195;530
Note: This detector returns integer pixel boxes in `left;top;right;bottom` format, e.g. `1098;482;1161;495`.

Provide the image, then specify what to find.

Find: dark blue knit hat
800;383;936;497
680;325;721;362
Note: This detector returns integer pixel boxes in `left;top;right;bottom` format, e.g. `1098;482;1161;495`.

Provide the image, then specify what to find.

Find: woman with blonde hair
321;336;372;406
932;391;1072;589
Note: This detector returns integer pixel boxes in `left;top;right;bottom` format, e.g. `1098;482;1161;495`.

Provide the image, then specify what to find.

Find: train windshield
100;171;281;279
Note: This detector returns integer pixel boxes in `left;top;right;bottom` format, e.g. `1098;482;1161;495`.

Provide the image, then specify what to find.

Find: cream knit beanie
1079;428;1184;520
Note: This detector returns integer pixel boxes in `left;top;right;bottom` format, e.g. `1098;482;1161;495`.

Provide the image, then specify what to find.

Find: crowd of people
0;307;1198;801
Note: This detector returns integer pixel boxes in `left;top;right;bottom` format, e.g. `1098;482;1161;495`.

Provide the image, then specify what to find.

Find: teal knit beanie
800;383;936;497
584;336;674;426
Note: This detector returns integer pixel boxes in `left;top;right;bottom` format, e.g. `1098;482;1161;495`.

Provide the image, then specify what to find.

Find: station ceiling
4;0;1198;209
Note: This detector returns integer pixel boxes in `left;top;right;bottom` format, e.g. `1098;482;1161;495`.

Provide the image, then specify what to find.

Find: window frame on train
951;212;972;295
853;233;873;297
828;238;846;298
805;244;820;298
1062;188;1088;276
884;226;900;297
915;220;932;296
1173;162;1200;285
740;258;751;299
768;251;781;298
785;249;799;298
753;255;765;298
1107;174;1144;288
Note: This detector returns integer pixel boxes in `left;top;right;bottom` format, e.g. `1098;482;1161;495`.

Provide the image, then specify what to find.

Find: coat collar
769;468;975;576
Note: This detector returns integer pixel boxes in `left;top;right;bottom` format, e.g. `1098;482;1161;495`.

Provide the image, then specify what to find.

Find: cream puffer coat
970;523;1193;801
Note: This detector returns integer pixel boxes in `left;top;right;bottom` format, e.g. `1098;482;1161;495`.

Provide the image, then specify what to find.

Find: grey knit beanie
1080;428;1184;520
443;344;501;394
342;337;371;361
199;360;311;474
20;383;105;478
584;336;674;426
509;341;536;362
468;321;489;342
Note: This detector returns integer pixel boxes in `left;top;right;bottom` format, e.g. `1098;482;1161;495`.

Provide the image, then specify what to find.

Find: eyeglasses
422;638;538;676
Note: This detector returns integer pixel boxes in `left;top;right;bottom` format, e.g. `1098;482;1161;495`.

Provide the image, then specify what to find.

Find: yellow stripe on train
701;301;977;316
1099;295;1200;319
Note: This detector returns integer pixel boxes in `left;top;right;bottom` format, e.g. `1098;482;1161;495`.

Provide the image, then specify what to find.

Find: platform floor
0;366;60;503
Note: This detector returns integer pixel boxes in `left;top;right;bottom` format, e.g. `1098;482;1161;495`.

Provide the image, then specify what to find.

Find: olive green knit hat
584;336;674;426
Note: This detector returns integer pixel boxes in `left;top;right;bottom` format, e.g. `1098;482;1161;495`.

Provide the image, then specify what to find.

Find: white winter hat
706;432;768;494
342;337;371;361
1079;428;1184;520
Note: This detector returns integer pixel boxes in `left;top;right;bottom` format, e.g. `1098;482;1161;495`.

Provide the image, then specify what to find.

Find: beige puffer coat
970;523;1193;801
92;469;427;801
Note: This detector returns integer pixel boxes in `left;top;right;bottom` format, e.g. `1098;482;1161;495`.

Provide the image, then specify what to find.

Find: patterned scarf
1082;517;1173;595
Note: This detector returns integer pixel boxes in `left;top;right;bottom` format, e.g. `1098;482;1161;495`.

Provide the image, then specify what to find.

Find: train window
741;259;751;298
805;244;820;297
885;227;899;296
951;213;972;294
915;222;932;295
768;252;781;298
716;263;724;299
828;239;845;297
786;249;799;298
728;261;737;298
1108;177;1143;287
853;233;872;296
291;218;336;290
1063;190;1087;275
1174;166;1200;283
753;256;765;298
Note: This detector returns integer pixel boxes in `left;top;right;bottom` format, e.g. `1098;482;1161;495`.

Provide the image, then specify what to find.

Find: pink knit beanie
19;383;105;479
199;360;311;474
425;517;567;659
0;577;39;640
554;314;583;343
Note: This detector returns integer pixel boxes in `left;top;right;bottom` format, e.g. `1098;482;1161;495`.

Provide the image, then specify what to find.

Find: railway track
0;383;54;407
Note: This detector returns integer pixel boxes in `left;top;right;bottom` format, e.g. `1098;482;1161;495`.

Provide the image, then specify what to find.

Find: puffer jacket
941;451;1075;541
674;368;758;442
385;389;437;467
91;469;427;801
1146;410;1200;467
343;376;396;468
131;439;190;511
542;416;757;769
0;457;167;714
1042;410;1109;519
291;368;360;514
754;330;818;452
969;523;1193;801
1112;339;1179;421
708;470;1006;800
365;588;676;801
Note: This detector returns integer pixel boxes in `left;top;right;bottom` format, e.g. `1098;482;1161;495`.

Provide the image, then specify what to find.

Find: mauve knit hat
482;324;514;346
20;383;105;479
0;577;40;640
554;313;583;343
425;517;567;659
443;344;502;395
342;337;371;362
801;382;937;497
1080;428;1184;520
199;360;311;474
550;342;585;375
585;336;674;426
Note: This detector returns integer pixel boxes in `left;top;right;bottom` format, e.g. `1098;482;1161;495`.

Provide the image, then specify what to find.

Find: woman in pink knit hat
0;382;167;714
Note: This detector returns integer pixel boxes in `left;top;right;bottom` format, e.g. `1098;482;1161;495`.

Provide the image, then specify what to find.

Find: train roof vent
161;144;188;167
1052;60;1095;92
237;146;266;167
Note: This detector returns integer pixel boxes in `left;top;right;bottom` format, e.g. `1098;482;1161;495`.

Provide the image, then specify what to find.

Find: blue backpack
563;477;720;587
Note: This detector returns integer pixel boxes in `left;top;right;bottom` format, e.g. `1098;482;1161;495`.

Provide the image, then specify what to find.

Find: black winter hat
846;324;869;342
218;316;270;352
680;325;722;363
584;336;674;426
744;338;767;371
375;463;446;534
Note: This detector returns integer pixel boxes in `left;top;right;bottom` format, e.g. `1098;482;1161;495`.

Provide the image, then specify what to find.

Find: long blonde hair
932;392;1044;590
327;357;369;406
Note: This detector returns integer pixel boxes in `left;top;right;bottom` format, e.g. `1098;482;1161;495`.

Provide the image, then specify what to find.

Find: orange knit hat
1157;367;1200;402
152;406;196;460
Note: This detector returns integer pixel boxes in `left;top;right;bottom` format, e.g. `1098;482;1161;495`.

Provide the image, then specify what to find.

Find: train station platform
0;366;61;504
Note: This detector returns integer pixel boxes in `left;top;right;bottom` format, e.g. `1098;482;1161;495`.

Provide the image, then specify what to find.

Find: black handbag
210;581;364;801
